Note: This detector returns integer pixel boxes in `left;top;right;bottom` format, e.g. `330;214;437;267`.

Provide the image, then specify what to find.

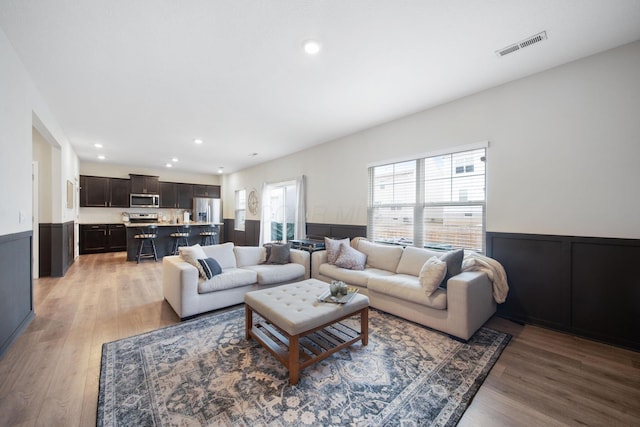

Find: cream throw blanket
462;252;509;303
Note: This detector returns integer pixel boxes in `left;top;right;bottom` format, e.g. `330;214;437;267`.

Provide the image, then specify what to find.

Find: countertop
124;222;222;227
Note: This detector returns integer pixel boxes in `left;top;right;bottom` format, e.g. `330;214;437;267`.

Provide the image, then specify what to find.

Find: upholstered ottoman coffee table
244;278;369;385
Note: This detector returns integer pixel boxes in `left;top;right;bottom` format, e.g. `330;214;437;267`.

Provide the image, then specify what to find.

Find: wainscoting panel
39;221;75;277
571;240;640;349
224;221;366;247
487;232;640;350
0;231;34;358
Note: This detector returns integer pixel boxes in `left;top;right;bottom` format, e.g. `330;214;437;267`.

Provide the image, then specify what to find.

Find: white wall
223;40;640;240
0;27;78;237
32;128;53;223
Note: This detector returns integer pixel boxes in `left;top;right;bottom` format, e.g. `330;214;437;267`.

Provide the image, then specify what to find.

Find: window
235;189;246;231
368;146;486;252
260;176;306;244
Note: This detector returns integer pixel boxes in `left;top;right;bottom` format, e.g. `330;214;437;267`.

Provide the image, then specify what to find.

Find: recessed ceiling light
166;163;172;168
98;155;105;160
94;143;103;148
303;40;322;55
194;138;203;144
217;167;224;174
172;157;179;162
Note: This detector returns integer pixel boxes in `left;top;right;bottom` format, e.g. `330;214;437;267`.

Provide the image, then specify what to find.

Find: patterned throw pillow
439;249;464;288
334;244;367;270
325;237;350;265
179;244;208;278
198;257;222;280
419;256;447;296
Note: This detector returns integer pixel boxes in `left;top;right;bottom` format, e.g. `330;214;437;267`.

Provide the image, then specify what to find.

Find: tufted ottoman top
244;279;369;336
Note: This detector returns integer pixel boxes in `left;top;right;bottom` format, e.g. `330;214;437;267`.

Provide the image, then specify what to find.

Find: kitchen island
124;222;222;261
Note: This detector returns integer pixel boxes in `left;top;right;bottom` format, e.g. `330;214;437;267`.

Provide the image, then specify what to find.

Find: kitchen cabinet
80;176;130;207
193;185;220;198
80;224;127;254
80;224;108;253
159;182;177;208
109;178;131;207
160;182;193;208
176;183;194;209
130;174;159;194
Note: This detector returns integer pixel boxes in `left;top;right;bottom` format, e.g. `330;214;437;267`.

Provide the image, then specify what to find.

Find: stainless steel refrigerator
193;197;221;223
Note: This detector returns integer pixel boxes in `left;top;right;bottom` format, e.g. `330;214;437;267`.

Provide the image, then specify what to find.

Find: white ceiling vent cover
496;31;547;57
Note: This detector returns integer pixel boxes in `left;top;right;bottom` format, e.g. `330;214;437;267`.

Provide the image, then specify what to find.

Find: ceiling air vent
496;31;547;57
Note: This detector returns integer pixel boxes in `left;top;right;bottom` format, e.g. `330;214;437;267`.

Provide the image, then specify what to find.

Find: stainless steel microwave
130;193;160;208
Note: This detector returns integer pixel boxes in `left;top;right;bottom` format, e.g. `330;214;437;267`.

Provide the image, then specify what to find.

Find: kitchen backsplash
78;207;189;224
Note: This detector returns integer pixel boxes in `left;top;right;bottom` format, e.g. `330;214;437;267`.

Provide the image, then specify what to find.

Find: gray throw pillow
439;249;464;288
266;243;291;264
334;244;367;270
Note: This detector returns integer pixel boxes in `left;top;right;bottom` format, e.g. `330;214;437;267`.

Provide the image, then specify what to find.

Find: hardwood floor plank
0;252;638;427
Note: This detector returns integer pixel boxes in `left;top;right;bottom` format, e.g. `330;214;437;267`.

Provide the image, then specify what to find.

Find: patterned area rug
98;307;510;426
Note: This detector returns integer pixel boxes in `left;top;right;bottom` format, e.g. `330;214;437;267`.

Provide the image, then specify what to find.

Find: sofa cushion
334;244;367;270
439;249;464;288
318;263;394;287
198;257;222;279
242;263;305;285
357;240;404;272
198;268;257;294
325;237;350;264
368;274;447;310
234;246;266;267
419;256;447;295
179;244;208;278
266;243;291;264
395;246;442;276
203;242;237;269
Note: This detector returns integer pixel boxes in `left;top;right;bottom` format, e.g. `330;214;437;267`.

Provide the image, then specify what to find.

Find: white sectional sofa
163;242;310;319
312;238;499;340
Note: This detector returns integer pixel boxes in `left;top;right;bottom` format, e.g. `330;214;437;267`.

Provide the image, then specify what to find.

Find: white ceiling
2;1;640;174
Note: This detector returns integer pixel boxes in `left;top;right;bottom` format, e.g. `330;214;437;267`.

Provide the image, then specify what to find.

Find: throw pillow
419;256;447;296
266;243;291;265
179;244;208;278
197;257;222;280
439;249;464;288
325;237;350;265
334;244;367;270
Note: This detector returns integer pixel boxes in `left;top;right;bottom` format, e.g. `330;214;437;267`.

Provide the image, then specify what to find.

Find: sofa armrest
311;250;328;279
162;255;200;319
445;271;497;340
289;249;311;279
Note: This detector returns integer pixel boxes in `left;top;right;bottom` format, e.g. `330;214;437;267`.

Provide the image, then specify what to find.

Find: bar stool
199;225;218;246
170;225;190;255
134;225;158;263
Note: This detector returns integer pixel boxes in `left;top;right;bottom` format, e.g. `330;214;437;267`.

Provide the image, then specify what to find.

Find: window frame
234;189;246;231
368;143;487;253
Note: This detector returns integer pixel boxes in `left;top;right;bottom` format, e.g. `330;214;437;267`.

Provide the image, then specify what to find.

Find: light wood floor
0;252;638;426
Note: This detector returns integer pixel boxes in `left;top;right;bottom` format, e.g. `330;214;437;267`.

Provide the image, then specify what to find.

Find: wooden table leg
245;305;253;340
288;334;300;385
361;307;369;346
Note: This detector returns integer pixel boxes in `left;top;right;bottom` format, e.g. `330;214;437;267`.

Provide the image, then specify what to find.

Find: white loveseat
163;242;310;319
312;239;500;340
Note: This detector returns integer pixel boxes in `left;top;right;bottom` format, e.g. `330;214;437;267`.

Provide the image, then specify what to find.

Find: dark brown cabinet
159;182;177;208
80;176;130;208
109;178;131;208
130;174;159;194
107;224;127;251
176;183;194;209
80;224;127;254
193;185;220;198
